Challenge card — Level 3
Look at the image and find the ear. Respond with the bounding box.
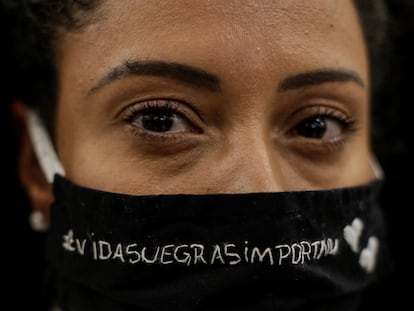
[11,101,54,230]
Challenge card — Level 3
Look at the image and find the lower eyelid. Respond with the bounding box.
[125,122,203,144]
[281,137,347,157]
[129,126,180,142]
[124,125,207,158]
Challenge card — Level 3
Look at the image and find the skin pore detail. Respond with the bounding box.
[52,0,373,195]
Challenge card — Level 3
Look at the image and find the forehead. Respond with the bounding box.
[58,0,366,90]
[92,0,358,33]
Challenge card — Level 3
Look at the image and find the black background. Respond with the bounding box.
[1,1,412,309]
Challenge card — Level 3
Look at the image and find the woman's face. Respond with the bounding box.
[54,0,373,195]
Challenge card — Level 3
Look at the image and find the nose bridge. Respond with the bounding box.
[214,131,283,193]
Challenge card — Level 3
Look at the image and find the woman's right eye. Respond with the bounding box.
[136,108,193,133]
[121,100,201,141]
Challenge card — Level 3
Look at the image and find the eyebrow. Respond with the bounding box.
[88,60,221,95]
[277,69,365,93]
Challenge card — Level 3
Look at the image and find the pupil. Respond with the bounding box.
[142,110,174,132]
[297,117,327,138]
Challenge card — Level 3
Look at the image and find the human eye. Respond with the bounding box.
[121,99,202,142]
[285,105,358,153]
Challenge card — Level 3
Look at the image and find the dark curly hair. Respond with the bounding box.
[5,0,390,139]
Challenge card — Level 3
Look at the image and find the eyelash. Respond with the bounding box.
[121,99,199,142]
[121,100,359,154]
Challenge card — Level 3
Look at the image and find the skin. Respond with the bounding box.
[15,0,377,225]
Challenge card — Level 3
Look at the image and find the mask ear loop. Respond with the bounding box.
[26,110,65,232]
[26,110,65,184]
[370,155,384,180]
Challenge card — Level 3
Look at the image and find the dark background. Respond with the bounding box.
[1,1,412,309]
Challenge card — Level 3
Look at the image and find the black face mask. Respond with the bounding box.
[44,175,392,311]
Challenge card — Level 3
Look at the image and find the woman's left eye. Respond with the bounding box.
[294,116,346,141]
